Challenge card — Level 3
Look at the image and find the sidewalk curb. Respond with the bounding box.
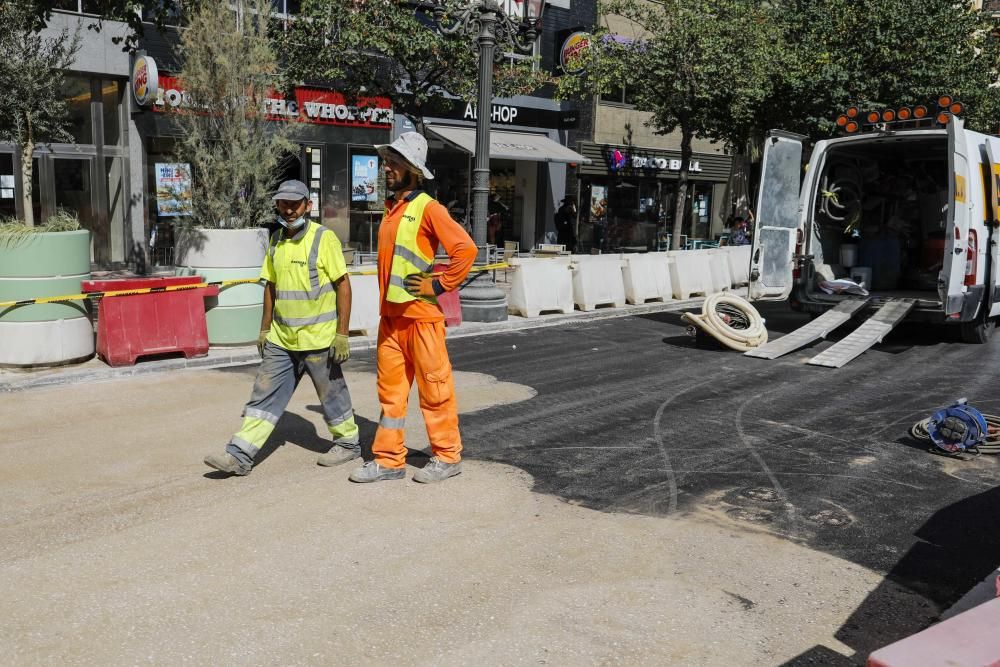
[0,298,703,393]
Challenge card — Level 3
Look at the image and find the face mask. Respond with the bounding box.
[277,215,306,229]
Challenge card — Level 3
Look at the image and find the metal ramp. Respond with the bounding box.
[807,299,915,368]
[744,299,869,360]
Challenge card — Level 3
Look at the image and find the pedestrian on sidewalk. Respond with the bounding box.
[204,180,360,476]
[348,132,477,484]
[554,196,577,252]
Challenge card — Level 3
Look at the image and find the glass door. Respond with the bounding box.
[50,156,102,263]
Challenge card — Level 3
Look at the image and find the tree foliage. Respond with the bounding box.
[765,0,1000,140]
[0,0,81,226]
[282,0,552,125]
[170,0,296,229]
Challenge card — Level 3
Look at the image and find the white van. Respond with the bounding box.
[747,115,1000,363]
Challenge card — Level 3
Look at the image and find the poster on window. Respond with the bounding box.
[351,154,379,204]
[154,163,193,217]
[589,184,608,224]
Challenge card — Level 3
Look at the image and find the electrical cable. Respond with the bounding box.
[681,293,768,352]
[909,414,1000,455]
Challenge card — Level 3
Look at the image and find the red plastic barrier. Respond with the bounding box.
[81,276,219,367]
[433,263,462,328]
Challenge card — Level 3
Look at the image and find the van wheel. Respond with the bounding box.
[959,315,994,344]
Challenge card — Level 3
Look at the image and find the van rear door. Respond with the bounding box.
[749,131,805,300]
[942,118,973,316]
[986,137,1000,317]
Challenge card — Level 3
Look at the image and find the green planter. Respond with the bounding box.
[0,230,94,366]
[175,228,268,345]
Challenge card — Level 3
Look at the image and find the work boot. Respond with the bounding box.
[413,457,462,484]
[204,452,251,476]
[348,460,405,483]
[317,444,361,467]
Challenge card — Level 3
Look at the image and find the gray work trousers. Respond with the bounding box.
[227,341,359,463]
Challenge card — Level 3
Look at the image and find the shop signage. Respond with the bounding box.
[351,154,379,203]
[131,55,159,107]
[154,163,192,217]
[462,102,521,124]
[559,32,590,75]
[608,149,702,173]
[436,99,568,129]
[149,75,392,129]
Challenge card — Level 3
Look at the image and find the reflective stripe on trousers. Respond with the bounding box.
[229,341,359,458]
[372,316,461,468]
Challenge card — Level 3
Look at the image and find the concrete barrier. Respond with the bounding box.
[348,265,380,335]
[706,249,733,294]
[622,253,672,304]
[726,245,752,286]
[570,255,626,311]
[508,256,574,318]
[667,250,713,299]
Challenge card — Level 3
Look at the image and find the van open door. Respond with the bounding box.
[942,118,973,316]
[748,131,806,300]
[986,136,1000,318]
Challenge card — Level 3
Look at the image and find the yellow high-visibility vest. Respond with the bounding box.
[267,222,341,350]
[386,192,437,305]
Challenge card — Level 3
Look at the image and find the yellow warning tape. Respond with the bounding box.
[0,263,513,308]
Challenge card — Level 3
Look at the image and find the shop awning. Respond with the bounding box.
[426,125,590,164]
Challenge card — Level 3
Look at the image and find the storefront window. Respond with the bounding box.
[427,146,470,237]
[53,156,100,260]
[106,157,126,261]
[102,80,122,146]
[691,184,712,239]
[345,148,380,253]
[30,158,42,226]
[0,154,15,219]
[488,163,516,246]
[64,77,93,145]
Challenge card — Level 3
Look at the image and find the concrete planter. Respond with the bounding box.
[0,229,95,366]
[175,227,268,345]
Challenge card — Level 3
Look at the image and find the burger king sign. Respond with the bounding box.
[559,32,590,75]
[131,55,159,107]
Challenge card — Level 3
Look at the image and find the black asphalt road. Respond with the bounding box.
[433,303,1000,660]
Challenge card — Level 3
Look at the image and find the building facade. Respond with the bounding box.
[569,12,734,252]
[2,2,597,270]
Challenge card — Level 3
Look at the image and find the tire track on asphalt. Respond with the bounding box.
[651,377,722,515]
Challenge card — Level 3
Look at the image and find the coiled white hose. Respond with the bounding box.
[681,293,768,352]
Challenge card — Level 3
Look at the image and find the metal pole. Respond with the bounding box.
[471,1,496,248]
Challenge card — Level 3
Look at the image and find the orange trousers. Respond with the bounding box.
[372,317,462,468]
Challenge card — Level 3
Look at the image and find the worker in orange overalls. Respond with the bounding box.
[348,132,477,484]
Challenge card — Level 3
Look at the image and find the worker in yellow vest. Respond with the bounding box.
[205,180,360,476]
[348,133,477,483]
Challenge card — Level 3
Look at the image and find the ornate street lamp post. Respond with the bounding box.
[430,0,544,322]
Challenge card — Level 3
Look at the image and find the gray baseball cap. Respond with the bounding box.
[271,179,309,201]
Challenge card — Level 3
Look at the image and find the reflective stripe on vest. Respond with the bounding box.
[386,193,437,305]
[269,223,339,331]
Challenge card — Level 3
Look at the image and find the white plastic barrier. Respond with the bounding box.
[570,254,627,311]
[726,244,752,286]
[348,265,380,335]
[507,256,574,318]
[621,253,673,304]
[705,249,733,294]
[666,250,714,299]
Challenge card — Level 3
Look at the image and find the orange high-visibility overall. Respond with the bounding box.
[373,190,477,468]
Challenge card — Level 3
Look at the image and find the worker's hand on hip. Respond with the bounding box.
[330,333,350,364]
[404,273,439,298]
[257,330,269,358]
